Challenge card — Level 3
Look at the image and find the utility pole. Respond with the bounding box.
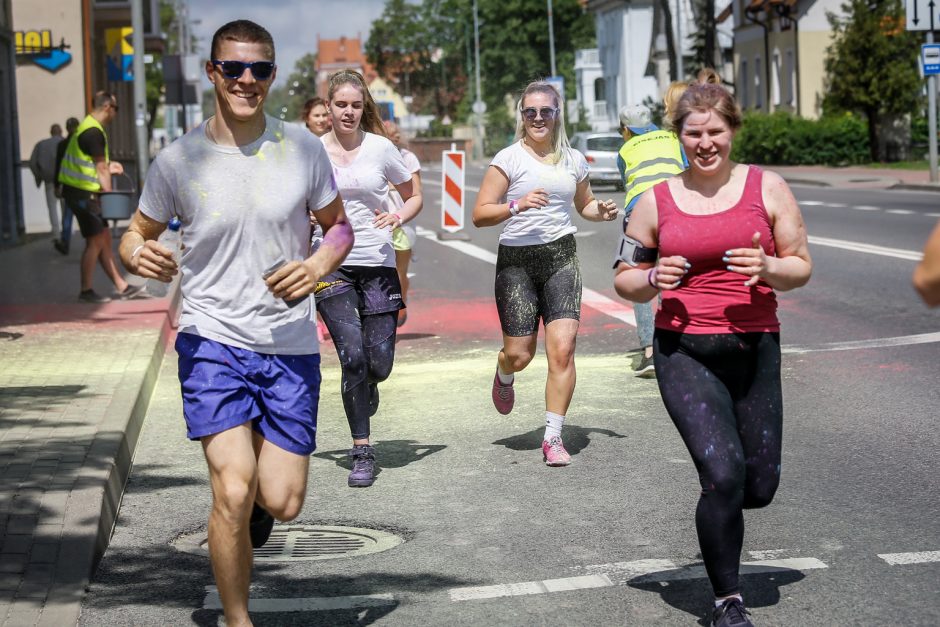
[676,0,684,79]
[548,0,557,77]
[131,0,149,183]
[177,0,188,134]
[472,0,485,161]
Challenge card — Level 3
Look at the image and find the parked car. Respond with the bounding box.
[570,131,624,190]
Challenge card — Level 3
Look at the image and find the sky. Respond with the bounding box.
[187,0,388,79]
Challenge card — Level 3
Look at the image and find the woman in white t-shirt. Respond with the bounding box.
[382,120,422,328]
[316,69,423,488]
[472,81,619,467]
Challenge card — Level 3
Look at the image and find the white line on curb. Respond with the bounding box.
[448,557,828,602]
[877,551,940,565]
[203,587,396,612]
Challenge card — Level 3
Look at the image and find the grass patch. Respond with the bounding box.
[861,160,931,170]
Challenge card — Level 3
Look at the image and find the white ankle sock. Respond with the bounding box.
[544,412,565,440]
[715,595,743,608]
[497,366,514,385]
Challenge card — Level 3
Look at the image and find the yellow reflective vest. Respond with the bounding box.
[57,115,109,192]
[619,130,684,210]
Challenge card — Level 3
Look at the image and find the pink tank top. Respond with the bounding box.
[654,165,779,334]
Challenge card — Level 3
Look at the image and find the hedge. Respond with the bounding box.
[731,111,870,166]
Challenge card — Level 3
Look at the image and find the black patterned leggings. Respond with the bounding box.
[653,330,783,597]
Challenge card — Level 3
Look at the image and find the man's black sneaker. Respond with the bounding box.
[78,289,111,304]
[53,239,69,255]
[348,444,376,487]
[711,598,754,627]
[249,504,275,549]
[118,284,146,300]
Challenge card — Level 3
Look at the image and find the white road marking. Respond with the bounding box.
[887,209,916,215]
[800,201,826,206]
[203,587,396,612]
[878,551,940,565]
[808,235,923,261]
[416,226,637,326]
[854,205,880,211]
[416,228,935,349]
[783,331,940,354]
[927,212,940,217]
[826,203,847,208]
[449,557,827,602]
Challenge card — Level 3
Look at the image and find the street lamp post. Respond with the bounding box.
[131,0,149,183]
[473,0,485,160]
[548,0,557,78]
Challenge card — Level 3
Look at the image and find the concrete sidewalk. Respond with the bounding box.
[0,233,177,626]
[764,164,940,192]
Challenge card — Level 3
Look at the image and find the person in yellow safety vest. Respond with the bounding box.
[615,104,687,377]
[58,91,144,303]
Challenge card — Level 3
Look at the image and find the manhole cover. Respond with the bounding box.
[174,525,403,562]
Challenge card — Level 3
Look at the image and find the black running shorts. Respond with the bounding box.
[494,234,582,337]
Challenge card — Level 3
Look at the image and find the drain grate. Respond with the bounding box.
[174,525,403,562]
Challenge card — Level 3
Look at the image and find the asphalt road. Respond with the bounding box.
[80,164,940,626]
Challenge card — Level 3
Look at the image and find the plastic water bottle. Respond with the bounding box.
[148,217,182,297]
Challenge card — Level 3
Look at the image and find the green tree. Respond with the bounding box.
[475,0,595,109]
[366,0,469,118]
[687,0,717,78]
[823,0,922,160]
[264,53,319,122]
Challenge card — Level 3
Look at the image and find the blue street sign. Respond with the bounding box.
[923,44,940,75]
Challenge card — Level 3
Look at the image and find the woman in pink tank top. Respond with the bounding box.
[613,74,812,627]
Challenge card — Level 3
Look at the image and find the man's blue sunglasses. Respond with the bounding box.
[211,59,276,81]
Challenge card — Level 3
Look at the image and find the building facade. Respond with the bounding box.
[5,0,163,243]
[723,0,845,119]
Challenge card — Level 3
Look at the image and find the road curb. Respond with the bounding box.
[39,285,181,626]
[890,182,940,193]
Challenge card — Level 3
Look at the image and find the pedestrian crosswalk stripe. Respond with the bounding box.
[877,551,940,565]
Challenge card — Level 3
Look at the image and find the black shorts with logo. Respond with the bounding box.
[314,265,403,316]
[62,188,106,238]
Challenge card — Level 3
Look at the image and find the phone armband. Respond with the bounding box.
[613,232,658,268]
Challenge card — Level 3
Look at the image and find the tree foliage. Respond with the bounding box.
[823,0,922,159]
[264,53,320,122]
[366,0,469,118]
[365,0,595,124]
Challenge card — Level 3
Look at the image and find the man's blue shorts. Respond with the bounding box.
[175,332,321,456]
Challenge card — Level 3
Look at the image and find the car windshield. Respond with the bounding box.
[585,136,623,152]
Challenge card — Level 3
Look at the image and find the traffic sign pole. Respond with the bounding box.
[929,33,938,182]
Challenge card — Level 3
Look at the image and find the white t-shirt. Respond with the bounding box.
[384,147,420,212]
[489,141,589,246]
[331,132,412,267]
[139,116,338,355]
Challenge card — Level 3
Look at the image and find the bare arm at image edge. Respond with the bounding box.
[913,221,940,306]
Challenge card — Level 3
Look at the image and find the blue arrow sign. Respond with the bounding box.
[32,49,71,72]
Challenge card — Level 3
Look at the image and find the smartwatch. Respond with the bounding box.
[509,200,520,216]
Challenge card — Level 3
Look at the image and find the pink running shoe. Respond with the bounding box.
[542,436,571,466]
[491,370,514,415]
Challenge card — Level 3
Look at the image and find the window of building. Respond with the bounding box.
[594,77,606,102]
[772,51,781,107]
[786,49,795,106]
[740,59,749,109]
[754,56,762,109]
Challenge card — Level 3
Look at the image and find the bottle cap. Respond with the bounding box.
[168,217,182,231]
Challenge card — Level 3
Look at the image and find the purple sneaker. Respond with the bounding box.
[348,444,376,487]
[491,370,514,415]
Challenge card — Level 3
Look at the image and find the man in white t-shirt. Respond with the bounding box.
[118,20,353,626]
